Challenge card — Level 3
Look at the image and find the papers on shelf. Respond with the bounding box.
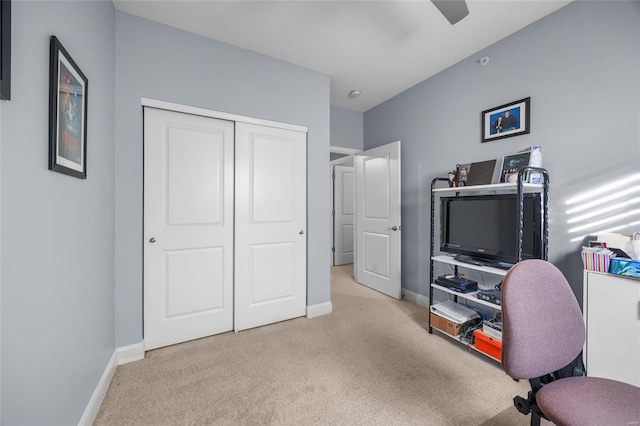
[596,233,632,251]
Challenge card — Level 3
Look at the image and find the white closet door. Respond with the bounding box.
[144,108,234,350]
[235,123,307,332]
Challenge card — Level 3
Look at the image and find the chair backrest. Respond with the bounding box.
[501,259,585,379]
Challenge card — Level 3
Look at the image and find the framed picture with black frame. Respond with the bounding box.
[455,163,470,187]
[49,35,88,179]
[481,97,530,143]
[0,0,11,100]
[500,151,531,183]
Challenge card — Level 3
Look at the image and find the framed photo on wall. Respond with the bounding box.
[49,36,88,179]
[0,0,11,100]
[481,97,530,143]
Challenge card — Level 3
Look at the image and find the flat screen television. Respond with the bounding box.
[440,193,543,266]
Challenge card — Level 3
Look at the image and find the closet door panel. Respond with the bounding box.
[144,108,234,350]
[235,123,307,331]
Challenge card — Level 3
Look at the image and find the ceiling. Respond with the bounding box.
[113,0,573,112]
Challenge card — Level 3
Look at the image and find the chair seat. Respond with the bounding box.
[537,376,640,426]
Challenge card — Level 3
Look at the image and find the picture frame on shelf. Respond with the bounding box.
[455,163,470,187]
[481,97,530,143]
[499,152,531,183]
[49,36,88,179]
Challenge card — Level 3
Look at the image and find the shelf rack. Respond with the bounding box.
[430,282,501,310]
[430,255,509,277]
[431,327,501,363]
[427,167,550,361]
[431,181,544,194]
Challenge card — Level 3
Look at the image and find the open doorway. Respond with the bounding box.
[330,146,358,270]
[329,142,402,300]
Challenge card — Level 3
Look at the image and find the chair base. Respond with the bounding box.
[513,386,549,426]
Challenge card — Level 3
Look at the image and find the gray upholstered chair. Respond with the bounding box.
[501,259,640,426]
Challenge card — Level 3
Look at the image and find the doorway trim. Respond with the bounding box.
[330,146,360,266]
[330,146,359,165]
[141,98,308,133]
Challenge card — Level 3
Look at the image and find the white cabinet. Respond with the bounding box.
[583,270,640,386]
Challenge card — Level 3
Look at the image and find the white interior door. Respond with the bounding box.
[334,165,355,265]
[144,108,234,350]
[330,167,334,264]
[355,141,401,299]
[235,123,307,332]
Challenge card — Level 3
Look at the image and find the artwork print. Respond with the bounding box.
[0,0,11,100]
[481,97,530,143]
[58,60,84,165]
[49,36,88,179]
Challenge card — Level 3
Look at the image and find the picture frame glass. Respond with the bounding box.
[481,97,530,143]
[456,163,471,187]
[0,0,11,100]
[55,54,86,173]
[500,152,531,183]
[49,35,88,179]
[487,106,522,136]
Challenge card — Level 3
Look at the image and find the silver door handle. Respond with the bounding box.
[149,237,156,243]
[387,226,398,231]
[299,230,305,235]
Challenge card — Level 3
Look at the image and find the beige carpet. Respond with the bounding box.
[95,265,530,425]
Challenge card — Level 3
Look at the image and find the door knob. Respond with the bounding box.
[149,237,156,243]
[387,226,398,231]
[299,230,305,235]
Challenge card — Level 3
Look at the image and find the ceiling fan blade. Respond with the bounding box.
[432,0,469,25]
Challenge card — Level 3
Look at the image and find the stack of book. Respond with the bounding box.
[581,246,616,273]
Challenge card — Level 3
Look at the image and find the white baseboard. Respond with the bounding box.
[116,341,145,365]
[402,288,430,308]
[78,351,117,426]
[78,341,145,426]
[306,301,333,318]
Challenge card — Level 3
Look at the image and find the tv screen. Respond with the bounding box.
[440,194,542,265]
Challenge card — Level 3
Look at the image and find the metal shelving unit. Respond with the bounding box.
[428,167,550,360]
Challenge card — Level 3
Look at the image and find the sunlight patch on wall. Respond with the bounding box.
[566,173,640,243]
[565,186,640,215]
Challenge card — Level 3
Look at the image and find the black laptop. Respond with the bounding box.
[466,160,497,186]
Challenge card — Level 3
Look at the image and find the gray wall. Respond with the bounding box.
[330,106,363,150]
[364,1,640,300]
[115,12,331,347]
[0,1,115,424]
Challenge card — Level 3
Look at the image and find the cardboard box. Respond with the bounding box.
[430,312,464,336]
[610,258,640,278]
[474,329,502,361]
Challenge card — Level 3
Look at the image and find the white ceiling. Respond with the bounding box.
[114,0,573,112]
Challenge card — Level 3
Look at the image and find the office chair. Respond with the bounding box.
[501,259,640,426]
